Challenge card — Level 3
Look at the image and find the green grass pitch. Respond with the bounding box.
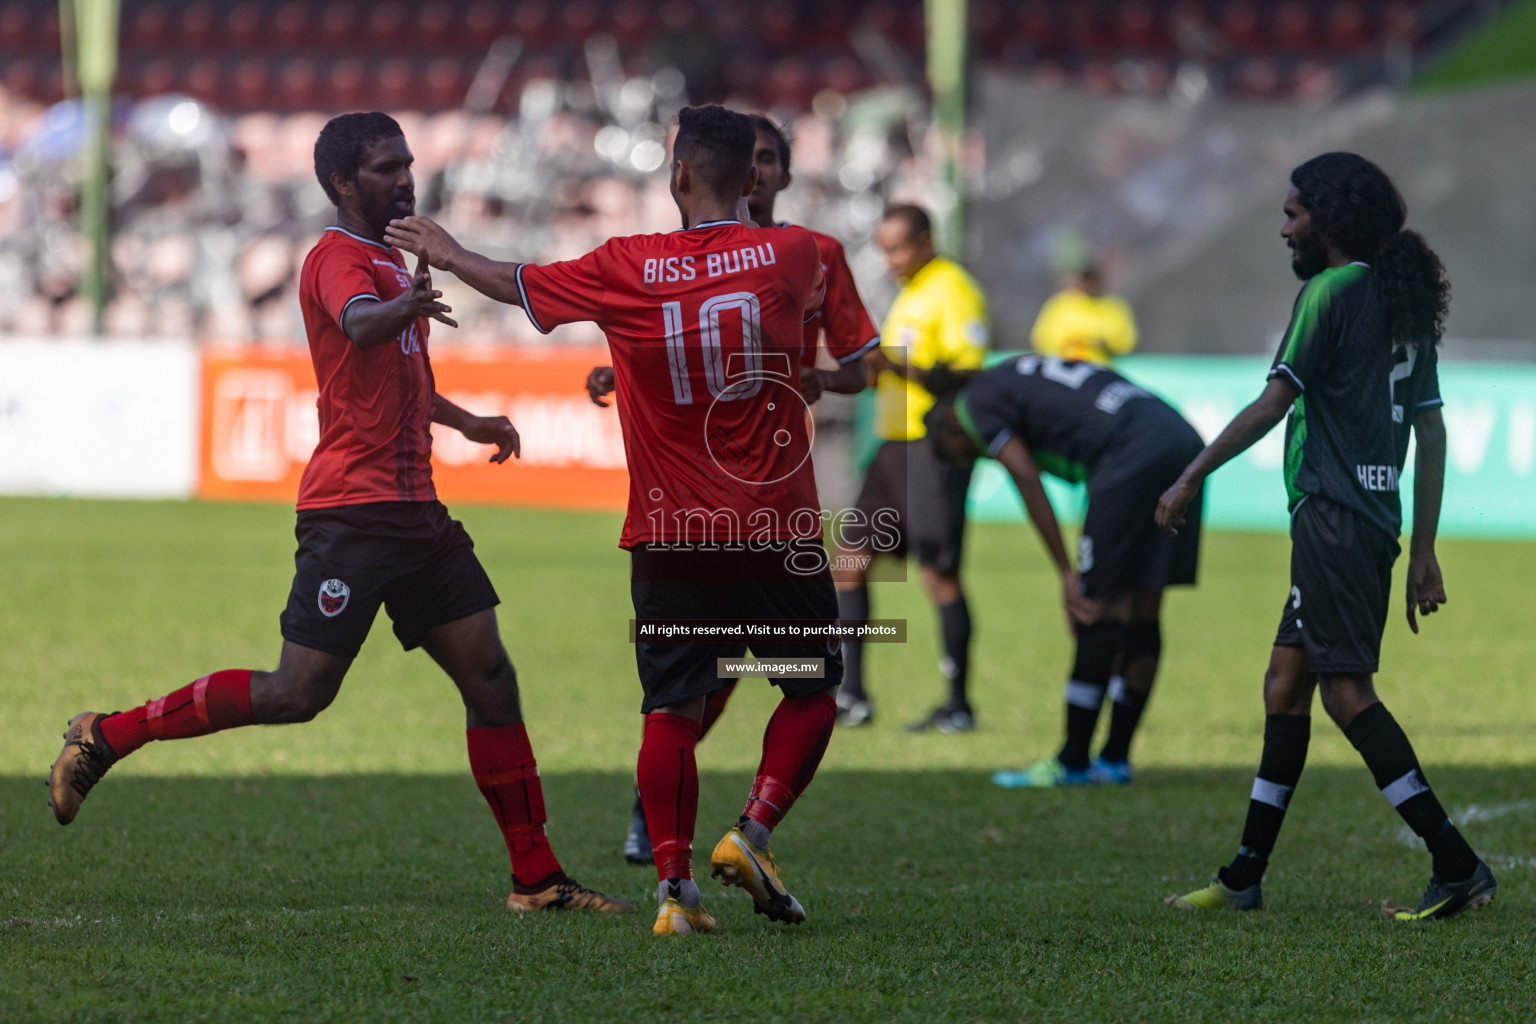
[2,497,1533,1023]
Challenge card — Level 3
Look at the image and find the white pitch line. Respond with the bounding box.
[1393,799,1536,868]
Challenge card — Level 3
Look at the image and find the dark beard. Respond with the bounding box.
[1289,232,1329,280]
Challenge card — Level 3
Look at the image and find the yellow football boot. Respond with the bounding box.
[1166,878,1263,911]
[653,898,717,936]
[710,827,805,924]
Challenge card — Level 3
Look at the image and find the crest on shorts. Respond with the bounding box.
[318,578,351,617]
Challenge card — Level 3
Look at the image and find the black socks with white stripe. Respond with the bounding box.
[1058,620,1123,771]
[1223,704,1479,891]
[1222,714,1310,891]
[1344,702,1478,882]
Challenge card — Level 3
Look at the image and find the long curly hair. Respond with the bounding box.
[1290,152,1450,349]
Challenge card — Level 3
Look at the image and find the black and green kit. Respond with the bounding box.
[956,356,1205,600]
[1268,262,1443,537]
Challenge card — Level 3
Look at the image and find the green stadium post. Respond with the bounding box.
[66,0,120,337]
[924,0,968,257]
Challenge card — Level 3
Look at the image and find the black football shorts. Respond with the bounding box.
[630,541,842,713]
[1077,410,1205,601]
[279,500,499,659]
[1274,495,1399,674]
[842,438,973,575]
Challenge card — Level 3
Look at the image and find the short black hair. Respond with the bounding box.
[749,113,791,174]
[922,393,977,465]
[673,104,756,200]
[882,204,931,242]
[313,112,404,206]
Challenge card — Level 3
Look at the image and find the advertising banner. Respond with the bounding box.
[968,354,1536,538]
[0,339,198,498]
[198,346,628,508]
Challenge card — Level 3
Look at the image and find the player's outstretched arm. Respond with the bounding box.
[344,253,457,349]
[1406,406,1448,633]
[799,359,867,404]
[432,391,521,464]
[1155,377,1296,535]
[386,216,526,308]
[995,436,1100,633]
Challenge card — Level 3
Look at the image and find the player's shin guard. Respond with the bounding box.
[1099,621,1161,764]
[1059,621,1122,771]
[837,585,870,701]
[638,712,702,882]
[698,682,737,740]
[938,596,972,711]
[1223,714,1310,890]
[466,724,564,889]
[1344,703,1479,882]
[98,669,256,758]
[739,689,837,849]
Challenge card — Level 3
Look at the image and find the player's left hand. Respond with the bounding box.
[1061,571,1101,633]
[798,365,824,405]
[385,216,461,271]
[1405,550,1447,634]
[461,414,521,463]
[586,365,616,407]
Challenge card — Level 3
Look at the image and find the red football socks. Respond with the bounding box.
[698,682,737,739]
[743,690,837,831]
[637,712,702,882]
[466,724,564,889]
[99,669,256,758]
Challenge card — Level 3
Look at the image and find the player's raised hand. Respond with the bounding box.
[585,365,616,407]
[460,413,521,463]
[406,252,458,328]
[1155,477,1195,536]
[1405,550,1448,634]
[385,215,461,271]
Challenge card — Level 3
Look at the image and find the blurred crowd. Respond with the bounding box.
[0,0,1495,345]
[0,72,947,344]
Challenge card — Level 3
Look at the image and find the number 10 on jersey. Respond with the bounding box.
[661,291,765,405]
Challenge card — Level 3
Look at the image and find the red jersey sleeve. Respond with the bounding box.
[515,245,609,333]
[813,234,880,364]
[312,240,386,337]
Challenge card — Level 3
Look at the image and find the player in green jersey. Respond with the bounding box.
[1156,152,1494,921]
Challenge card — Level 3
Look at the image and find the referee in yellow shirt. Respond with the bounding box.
[835,205,990,732]
[1030,263,1137,365]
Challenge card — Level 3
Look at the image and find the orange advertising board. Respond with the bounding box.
[198,346,629,509]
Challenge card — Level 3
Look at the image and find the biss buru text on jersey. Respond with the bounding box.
[643,242,779,285]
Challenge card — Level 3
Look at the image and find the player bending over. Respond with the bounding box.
[584,113,878,866]
[388,105,865,936]
[48,112,630,916]
[926,356,1204,786]
[1157,152,1494,920]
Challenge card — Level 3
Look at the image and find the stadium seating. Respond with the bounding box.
[0,0,1492,109]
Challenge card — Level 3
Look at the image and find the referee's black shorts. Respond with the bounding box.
[840,438,973,576]
[1274,495,1399,675]
[278,500,500,659]
[630,541,842,714]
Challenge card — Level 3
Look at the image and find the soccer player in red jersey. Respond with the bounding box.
[586,113,880,866]
[46,113,630,916]
[387,105,871,935]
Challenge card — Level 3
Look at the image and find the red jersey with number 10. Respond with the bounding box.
[296,227,436,510]
[517,220,834,548]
